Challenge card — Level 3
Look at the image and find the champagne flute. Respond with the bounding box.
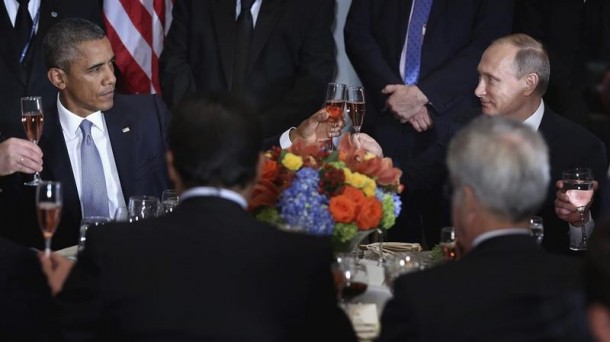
[36,181,62,257]
[562,168,594,251]
[346,86,365,136]
[21,96,44,186]
[325,83,346,151]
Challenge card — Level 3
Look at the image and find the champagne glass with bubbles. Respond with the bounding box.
[325,83,346,151]
[36,181,62,257]
[346,86,365,136]
[562,168,594,251]
[21,96,44,186]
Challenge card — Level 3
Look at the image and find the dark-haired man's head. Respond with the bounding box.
[43,18,115,117]
[167,94,263,195]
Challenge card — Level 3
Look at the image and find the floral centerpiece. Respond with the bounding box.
[248,135,403,250]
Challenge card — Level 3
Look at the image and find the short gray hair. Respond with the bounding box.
[43,18,106,71]
[447,116,550,222]
[493,33,550,97]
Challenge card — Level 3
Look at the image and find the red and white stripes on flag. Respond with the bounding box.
[103,0,174,94]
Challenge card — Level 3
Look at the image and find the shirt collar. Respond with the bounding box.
[180,186,248,209]
[522,99,545,131]
[471,228,531,248]
[57,95,105,138]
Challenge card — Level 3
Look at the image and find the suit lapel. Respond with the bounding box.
[420,0,444,74]
[104,104,134,202]
[39,106,81,227]
[247,0,284,74]
[211,0,236,88]
[0,4,26,85]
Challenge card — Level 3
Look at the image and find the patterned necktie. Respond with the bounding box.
[79,120,109,218]
[404,0,433,85]
[232,0,255,95]
[14,0,32,61]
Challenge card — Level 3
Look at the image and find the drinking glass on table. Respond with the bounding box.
[324,82,346,151]
[21,96,44,186]
[529,216,544,245]
[562,168,594,251]
[128,196,160,222]
[333,254,369,307]
[439,226,457,262]
[346,86,365,136]
[79,216,111,253]
[384,253,420,291]
[161,189,180,214]
[36,181,62,257]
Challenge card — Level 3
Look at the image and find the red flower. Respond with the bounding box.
[329,195,357,223]
[355,196,383,229]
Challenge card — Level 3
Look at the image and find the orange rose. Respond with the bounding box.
[329,195,357,223]
[261,158,279,180]
[355,197,383,229]
[342,186,366,208]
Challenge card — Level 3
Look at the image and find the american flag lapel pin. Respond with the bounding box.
[122,127,130,133]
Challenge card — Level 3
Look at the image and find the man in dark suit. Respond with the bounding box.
[0,0,104,248]
[57,93,357,342]
[585,220,610,342]
[0,237,54,341]
[378,116,591,341]
[0,18,170,250]
[344,0,514,245]
[473,34,607,254]
[159,0,336,138]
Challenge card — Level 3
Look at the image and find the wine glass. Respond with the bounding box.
[562,168,594,251]
[21,96,44,186]
[35,181,62,257]
[128,195,160,222]
[346,86,365,136]
[325,83,346,151]
[334,254,369,307]
[161,189,180,214]
[529,216,544,245]
[78,216,111,253]
[384,253,420,292]
[439,226,457,261]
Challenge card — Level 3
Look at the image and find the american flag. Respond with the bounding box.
[103,0,174,94]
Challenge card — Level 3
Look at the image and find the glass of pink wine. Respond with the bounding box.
[21,96,44,186]
[562,168,594,251]
[36,181,62,257]
[325,83,346,151]
[346,86,365,136]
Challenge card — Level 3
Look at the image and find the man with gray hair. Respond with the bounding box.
[377,116,591,341]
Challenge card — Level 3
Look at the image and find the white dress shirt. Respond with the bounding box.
[181,187,247,209]
[57,97,126,218]
[235,0,263,25]
[471,228,531,249]
[3,0,41,28]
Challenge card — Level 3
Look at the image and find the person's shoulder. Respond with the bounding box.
[0,237,34,260]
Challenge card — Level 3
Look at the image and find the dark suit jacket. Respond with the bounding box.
[378,234,591,341]
[537,107,608,254]
[0,238,54,341]
[57,196,357,342]
[0,0,103,140]
[0,94,170,250]
[344,0,513,161]
[159,0,336,138]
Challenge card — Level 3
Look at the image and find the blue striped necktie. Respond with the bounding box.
[79,119,109,218]
[404,0,433,85]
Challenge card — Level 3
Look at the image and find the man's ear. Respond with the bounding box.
[47,68,66,90]
[524,72,539,96]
